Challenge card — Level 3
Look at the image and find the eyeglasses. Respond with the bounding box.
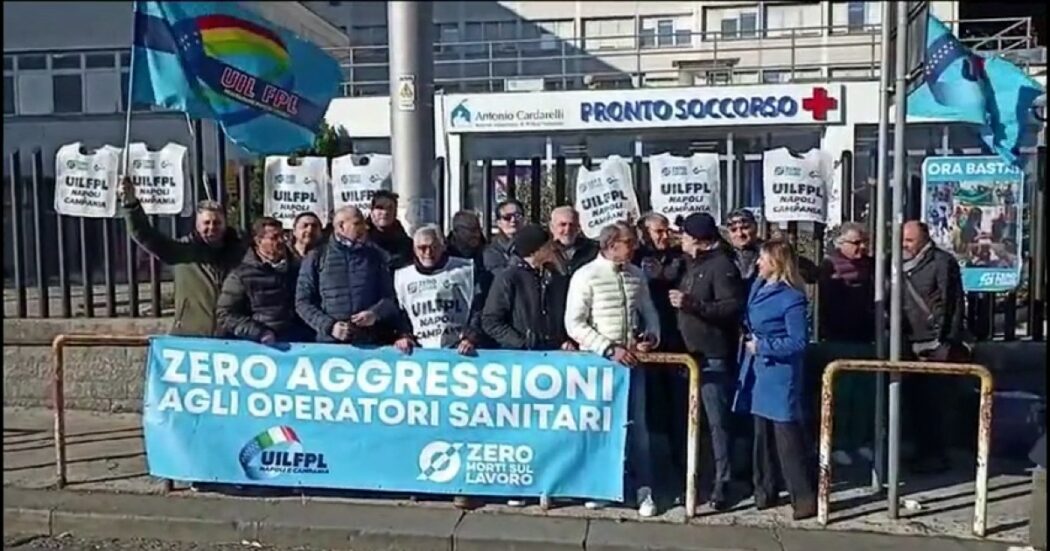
[842,239,866,246]
[499,212,523,222]
[727,224,752,232]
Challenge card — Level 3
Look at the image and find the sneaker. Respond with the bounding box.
[506,499,526,507]
[856,446,875,462]
[832,450,854,466]
[584,500,607,510]
[636,486,657,518]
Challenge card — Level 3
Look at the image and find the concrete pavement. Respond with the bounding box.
[3,406,1038,550]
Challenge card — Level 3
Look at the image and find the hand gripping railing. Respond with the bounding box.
[816,359,994,537]
[636,352,702,519]
[51,334,153,489]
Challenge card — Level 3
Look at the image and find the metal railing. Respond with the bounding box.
[50,334,159,489]
[5,147,1045,343]
[816,359,995,537]
[324,18,1040,96]
[636,353,702,518]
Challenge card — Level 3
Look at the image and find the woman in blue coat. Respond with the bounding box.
[733,239,816,520]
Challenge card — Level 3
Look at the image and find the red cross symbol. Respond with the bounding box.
[802,87,838,121]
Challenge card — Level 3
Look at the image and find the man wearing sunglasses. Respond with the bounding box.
[482,199,525,275]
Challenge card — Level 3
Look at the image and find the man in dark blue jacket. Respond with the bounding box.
[295,206,402,345]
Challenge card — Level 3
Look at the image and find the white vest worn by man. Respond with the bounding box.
[564,255,661,355]
[394,256,475,349]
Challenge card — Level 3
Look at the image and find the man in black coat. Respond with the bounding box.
[669,212,746,510]
[216,217,311,343]
[366,190,414,271]
[482,224,576,352]
[482,199,525,276]
[632,212,687,488]
[549,206,599,277]
[901,220,968,473]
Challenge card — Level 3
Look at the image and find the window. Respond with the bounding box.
[705,6,759,40]
[3,75,14,115]
[765,3,822,38]
[762,70,787,83]
[52,74,82,113]
[583,18,635,50]
[640,15,692,48]
[351,25,387,46]
[529,20,573,52]
[18,55,46,70]
[435,23,460,54]
[485,21,519,54]
[51,53,82,70]
[831,1,881,33]
[85,53,116,69]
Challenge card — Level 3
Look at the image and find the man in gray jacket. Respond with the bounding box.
[901,220,968,473]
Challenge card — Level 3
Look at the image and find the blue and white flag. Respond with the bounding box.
[907,15,1044,167]
[142,337,630,500]
[131,1,342,155]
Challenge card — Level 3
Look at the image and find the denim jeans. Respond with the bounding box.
[624,368,654,496]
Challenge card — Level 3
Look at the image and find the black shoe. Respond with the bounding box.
[708,497,730,511]
[792,501,817,520]
[910,455,951,475]
[754,494,778,510]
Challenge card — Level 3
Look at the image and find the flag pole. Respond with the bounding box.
[185,114,213,201]
[122,3,139,176]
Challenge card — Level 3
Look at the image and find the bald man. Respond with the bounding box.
[295,206,401,344]
[549,206,598,276]
[901,220,968,474]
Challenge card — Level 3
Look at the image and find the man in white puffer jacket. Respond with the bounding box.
[565,221,661,517]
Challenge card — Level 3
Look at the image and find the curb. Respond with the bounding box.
[2,487,1024,551]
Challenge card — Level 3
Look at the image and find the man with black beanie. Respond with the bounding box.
[482,224,575,508]
[367,190,414,271]
[670,212,746,511]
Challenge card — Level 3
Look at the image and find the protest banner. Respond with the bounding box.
[575,156,640,239]
[394,257,475,349]
[330,153,393,216]
[263,156,329,228]
[922,156,1025,292]
[648,152,721,225]
[762,147,833,224]
[143,336,629,500]
[54,142,120,218]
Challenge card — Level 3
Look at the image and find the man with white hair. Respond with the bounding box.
[393,224,483,510]
[565,221,661,517]
[549,205,599,276]
[393,225,482,355]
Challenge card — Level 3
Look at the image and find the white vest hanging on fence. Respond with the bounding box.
[54,142,120,218]
[122,143,188,216]
[330,153,393,216]
[762,147,833,224]
[575,155,640,239]
[394,257,475,349]
[263,156,329,229]
[648,152,722,226]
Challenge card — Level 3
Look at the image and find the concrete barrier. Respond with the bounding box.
[3,318,1045,414]
[3,319,168,412]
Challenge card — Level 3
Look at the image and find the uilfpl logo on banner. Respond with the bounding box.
[238,425,330,480]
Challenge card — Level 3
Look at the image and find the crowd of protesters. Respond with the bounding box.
[121,174,969,520]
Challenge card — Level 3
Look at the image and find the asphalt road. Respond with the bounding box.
[3,535,319,551]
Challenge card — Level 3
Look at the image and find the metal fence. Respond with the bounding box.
[3,147,1046,343]
[324,18,1041,97]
